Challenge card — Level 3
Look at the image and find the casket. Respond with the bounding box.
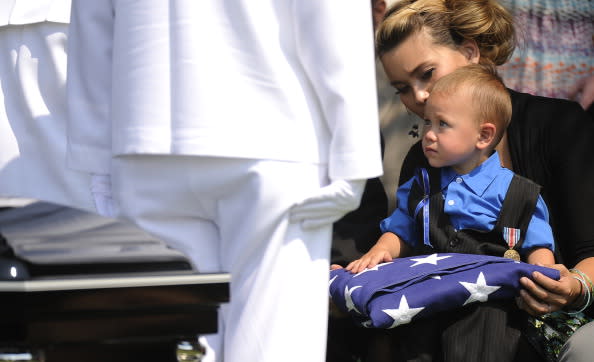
[0,201,229,362]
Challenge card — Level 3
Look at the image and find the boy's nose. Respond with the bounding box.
[423,128,437,142]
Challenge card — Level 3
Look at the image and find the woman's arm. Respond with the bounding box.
[510,94,594,315]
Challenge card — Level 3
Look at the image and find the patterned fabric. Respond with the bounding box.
[524,311,594,362]
[329,253,560,329]
[498,0,594,100]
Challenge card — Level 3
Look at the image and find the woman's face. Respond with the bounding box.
[380,29,479,118]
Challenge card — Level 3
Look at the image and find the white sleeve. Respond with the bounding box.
[293,0,383,181]
[0,0,71,25]
[66,0,114,174]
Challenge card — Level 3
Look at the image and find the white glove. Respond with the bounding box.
[90,173,116,218]
[289,179,366,230]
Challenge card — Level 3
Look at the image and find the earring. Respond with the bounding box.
[408,124,419,138]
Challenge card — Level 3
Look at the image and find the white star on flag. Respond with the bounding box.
[344,285,362,314]
[460,271,501,305]
[382,295,425,328]
[361,320,373,328]
[409,253,451,267]
[354,261,393,277]
[329,275,337,287]
[329,275,338,296]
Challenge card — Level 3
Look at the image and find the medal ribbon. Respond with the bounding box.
[413,168,431,247]
[503,226,520,250]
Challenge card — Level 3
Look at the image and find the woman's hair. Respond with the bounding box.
[376,0,515,66]
[431,63,512,147]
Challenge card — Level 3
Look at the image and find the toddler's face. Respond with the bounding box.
[422,91,481,174]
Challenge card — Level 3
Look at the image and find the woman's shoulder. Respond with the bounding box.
[509,88,579,105]
[508,88,586,125]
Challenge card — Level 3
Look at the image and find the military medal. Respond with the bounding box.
[503,227,521,261]
[503,249,521,261]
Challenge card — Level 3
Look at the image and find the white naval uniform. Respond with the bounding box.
[0,0,93,211]
[67,1,383,361]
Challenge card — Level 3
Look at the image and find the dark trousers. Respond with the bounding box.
[330,301,545,362]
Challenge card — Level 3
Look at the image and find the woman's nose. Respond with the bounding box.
[414,88,430,105]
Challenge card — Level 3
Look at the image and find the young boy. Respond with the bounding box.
[346,63,555,274]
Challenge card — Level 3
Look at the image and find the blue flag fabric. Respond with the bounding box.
[329,253,560,329]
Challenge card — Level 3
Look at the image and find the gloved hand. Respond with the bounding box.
[290,179,366,230]
[90,173,116,218]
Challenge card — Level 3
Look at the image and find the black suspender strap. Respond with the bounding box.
[496,174,542,249]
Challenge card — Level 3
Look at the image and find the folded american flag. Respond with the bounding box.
[329,253,560,329]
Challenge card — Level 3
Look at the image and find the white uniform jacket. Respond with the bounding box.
[67,0,383,182]
[0,0,70,25]
[0,0,93,210]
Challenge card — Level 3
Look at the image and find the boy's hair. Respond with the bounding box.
[431,63,512,148]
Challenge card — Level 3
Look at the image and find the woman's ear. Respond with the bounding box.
[477,122,496,150]
[460,39,480,64]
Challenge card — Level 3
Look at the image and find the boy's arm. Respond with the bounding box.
[523,195,556,264]
[345,232,410,274]
[526,247,555,265]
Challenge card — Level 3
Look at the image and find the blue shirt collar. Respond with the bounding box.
[441,152,503,196]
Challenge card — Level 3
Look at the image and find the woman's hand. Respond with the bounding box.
[516,264,582,316]
[569,75,594,111]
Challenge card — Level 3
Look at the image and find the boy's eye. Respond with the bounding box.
[423,119,431,126]
[439,120,449,127]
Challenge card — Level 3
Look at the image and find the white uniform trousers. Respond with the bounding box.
[112,155,333,362]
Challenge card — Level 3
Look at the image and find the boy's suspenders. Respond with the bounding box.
[409,168,543,257]
[495,174,542,253]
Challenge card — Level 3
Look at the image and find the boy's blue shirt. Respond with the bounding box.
[381,152,554,253]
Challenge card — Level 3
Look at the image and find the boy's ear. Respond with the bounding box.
[477,122,496,150]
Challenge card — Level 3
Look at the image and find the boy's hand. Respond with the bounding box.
[345,246,393,274]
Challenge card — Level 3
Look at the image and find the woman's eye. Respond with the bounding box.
[421,68,435,81]
[394,85,409,95]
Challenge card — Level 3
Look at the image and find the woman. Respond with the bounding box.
[372,0,594,360]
